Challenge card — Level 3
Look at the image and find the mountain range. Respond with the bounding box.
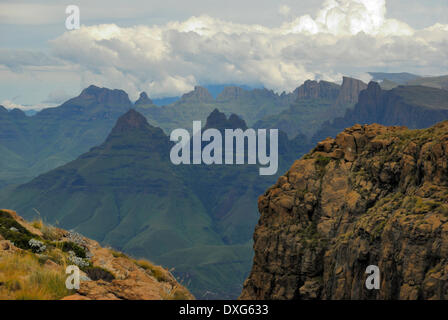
[0,85,132,187]
[0,76,365,188]
[0,107,311,298]
[1,73,448,299]
[254,77,367,139]
[370,72,448,91]
[313,82,448,143]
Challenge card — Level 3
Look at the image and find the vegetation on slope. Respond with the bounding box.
[0,209,193,300]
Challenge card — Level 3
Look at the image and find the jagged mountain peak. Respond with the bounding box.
[76,85,131,106]
[204,108,247,131]
[9,108,26,118]
[106,109,169,153]
[135,92,153,106]
[0,106,26,117]
[363,81,382,98]
[111,109,152,133]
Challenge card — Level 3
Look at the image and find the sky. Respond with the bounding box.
[0,0,447,110]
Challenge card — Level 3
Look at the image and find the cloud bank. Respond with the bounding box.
[2,0,448,100]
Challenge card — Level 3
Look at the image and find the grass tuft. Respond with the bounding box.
[135,259,171,282]
[0,252,73,300]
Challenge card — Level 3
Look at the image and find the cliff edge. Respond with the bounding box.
[241,121,448,300]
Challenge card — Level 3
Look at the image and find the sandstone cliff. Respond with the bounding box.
[241,121,448,300]
[0,209,193,300]
[295,80,340,100]
[181,86,214,103]
[335,77,368,106]
[216,86,246,101]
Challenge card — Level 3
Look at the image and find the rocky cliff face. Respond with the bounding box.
[314,82,448,143]
[181,86,214,103]
[241,121,448,300]
[335,77,368,106]
[0,209,193,300]
[216,86,246,101]
[295,80,340,100]
[325,77,368,119]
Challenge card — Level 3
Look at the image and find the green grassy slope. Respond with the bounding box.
[0,109,309,298]
[0,85,132,187]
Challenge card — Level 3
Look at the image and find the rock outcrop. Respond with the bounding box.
[181,86,214,103]
[241,121,448,300]
[295,80,340,100]
[0,209,193,300]
[77,85,132,107]
[325,77,368,119]
[335,77,368,106]
[216,86,246,101]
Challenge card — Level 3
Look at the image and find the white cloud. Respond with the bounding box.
[1,100,53,111]
[0,49,62,71]
[278,5,291,17]
[42,89,72,104]
[0,3,62,25]
[2,0,448,100]
[281,0,414,36]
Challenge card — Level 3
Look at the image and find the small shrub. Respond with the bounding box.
[41,225,60,241]
[28,239,47,253]
[83,266,115,282]
[315,156,331,178]
[315,155,331,168]
[60,241,87,258]
[67,251,90,268]
[0,212,36,250]
[31,220,43,230]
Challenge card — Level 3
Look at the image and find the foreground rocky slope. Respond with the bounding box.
[241,121,448,300]
[0,209,193,300]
